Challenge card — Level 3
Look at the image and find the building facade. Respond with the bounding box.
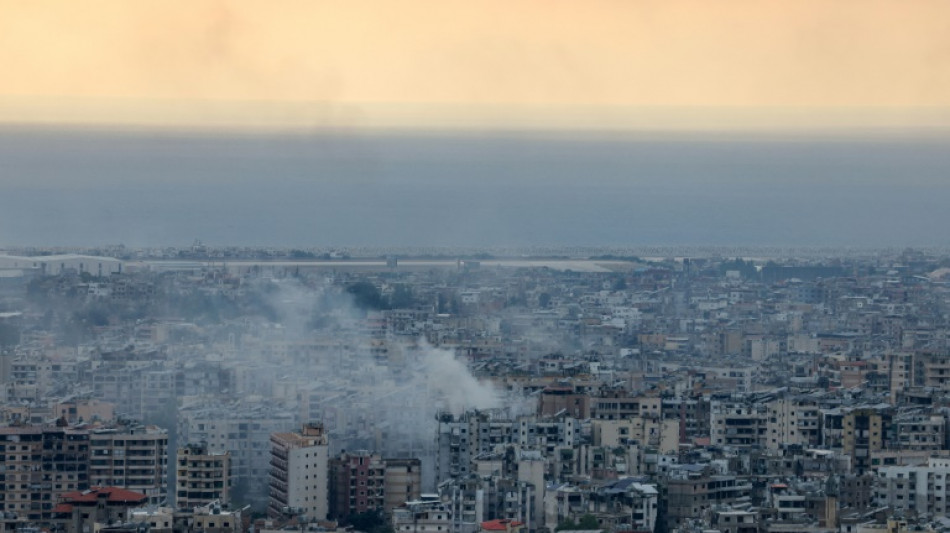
[268,423,330,521]
[176,442,231,509]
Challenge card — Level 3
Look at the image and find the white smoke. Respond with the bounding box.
[238,275,516,490]
[417,343,500,416]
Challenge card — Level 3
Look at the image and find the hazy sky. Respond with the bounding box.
[2,0,949,131]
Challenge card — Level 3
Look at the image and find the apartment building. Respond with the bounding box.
[892,415,946,451]
[329,451,385,522]
[664,466,753,529]
[176,442,231,509]
[384,458,423,514]
[842,408,889,474]
[711,399,767,448]
[874,456,950,515]
[766,396,822,450]
[179,401,296,508]
[392,498,453,533]
[0,426,90,521]
[88,424,168,505]
[436,412,515,483]
[268,423,330,521]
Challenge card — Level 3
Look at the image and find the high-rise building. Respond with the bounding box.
[179,400,296,509]
[329,451,386,522]
[0,425,90,521]
[176,442,231,509]
[329,452,423,522]
[384,458,422,514]
[842,408,890,474]
[268,423,330,521]
[89,424,168,505]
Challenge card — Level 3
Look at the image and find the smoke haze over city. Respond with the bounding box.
[4,2,950,533]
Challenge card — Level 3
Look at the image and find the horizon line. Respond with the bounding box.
[3,98,950,137]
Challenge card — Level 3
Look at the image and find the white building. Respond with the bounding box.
[874,456,950,515]
[268,423,330,522]
[393,498,453,533]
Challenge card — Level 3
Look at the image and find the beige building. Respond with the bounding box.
[384,458,423,513]
[591,417,679,454]
[766,396,821,450]
[590,392,661,420]
[55,398,115,424]
[842,408,887,474]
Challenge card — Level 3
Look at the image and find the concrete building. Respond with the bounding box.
[392,498,453,533]
[842,408,889,474]
[711,509,759,533]
[176,443,231,509]
[766,396,822,450]
[54,398,115,425]
[0,425,90,521]
[130,501,242,533]
[538,387,591,419]
[384,458,423,514]
[329,451,386,522]
[436,412,515,483]
[178,400,296,508]
[874,456,950,515]
[664,466,753,529]
[52,486,148,533]
[711,398,767,448]
[89,424,168,506]
[892,415,945,451]
[589,478,658,533]
[268,423,330,522]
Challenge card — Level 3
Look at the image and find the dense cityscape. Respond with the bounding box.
[3,1,948,533]
[2,245,950,533]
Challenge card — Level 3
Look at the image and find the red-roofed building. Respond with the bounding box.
[53,487,148,533]
[481,519,524,533]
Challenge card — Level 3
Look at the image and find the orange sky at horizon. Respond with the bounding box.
[2,0,949,131]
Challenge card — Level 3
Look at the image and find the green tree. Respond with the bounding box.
[347,282,387,311]
[289,249,316,259]
[347,509,392,533]
[0,324,19,347]
[612,276,627,291]
[557,514,600,531]
[538,292,552,308]
[556,518,577,531]
[389,284,415,309]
